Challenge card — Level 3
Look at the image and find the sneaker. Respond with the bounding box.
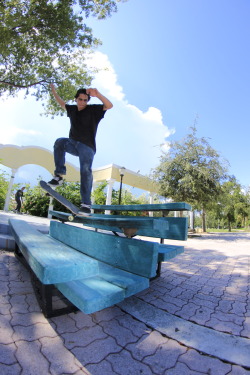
[78,204,92,216]
[47,175,63,186]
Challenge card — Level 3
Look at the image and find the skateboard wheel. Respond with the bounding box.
[68,215,74,221]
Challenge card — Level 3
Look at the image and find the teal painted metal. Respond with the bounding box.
[158,245,184,262]
[98,263,149,297]
[50,221,159,278]
[9,219,99,284]
[50,210,167,229]
[55,263,150,314]
[129,217,188,241]
[55,277,125,314]
[49,211,188,240]
[9,216,187,316]
[92,202,192,212]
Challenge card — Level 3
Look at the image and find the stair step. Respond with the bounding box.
[0,234,15,251]
[0,223,11,235]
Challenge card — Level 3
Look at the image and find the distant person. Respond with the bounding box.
[15,187,25,213]
[48,84,113,216]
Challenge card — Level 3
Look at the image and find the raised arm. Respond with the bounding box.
[50,84,66,110]
[86,88,113,110]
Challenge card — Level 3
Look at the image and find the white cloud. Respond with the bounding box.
[86,51,125,102]
[2,126,42,144]
[136,106,163,123]
[0,94,69,148]
[0,51,174,183]
[88,52,175,174]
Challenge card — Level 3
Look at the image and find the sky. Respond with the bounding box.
[1,0,250,190]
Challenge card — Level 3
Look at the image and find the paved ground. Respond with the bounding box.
[0,211,250,374]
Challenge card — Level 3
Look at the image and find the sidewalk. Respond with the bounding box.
[0,211,250,374]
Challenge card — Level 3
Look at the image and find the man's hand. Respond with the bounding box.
[86,88,99,97]
[86,88,113,110]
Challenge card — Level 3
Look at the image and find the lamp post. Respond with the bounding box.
[118,167,125,205]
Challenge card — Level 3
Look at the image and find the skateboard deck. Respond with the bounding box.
[40,180,86,220]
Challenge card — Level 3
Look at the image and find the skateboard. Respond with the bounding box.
[40,180,89,221]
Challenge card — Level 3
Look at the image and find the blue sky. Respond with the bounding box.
[1,0,250,189]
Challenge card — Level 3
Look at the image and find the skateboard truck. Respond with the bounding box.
[121,228,138,238]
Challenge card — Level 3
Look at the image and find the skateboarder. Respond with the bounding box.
[48,84,113,216]
[14,187,25,213]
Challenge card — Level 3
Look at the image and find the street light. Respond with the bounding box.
[118,167,126,205]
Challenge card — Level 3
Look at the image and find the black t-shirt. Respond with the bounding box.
[65,104,106,152]
[15,190,23,200]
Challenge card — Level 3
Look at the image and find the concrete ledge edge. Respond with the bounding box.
[118,296,250,368]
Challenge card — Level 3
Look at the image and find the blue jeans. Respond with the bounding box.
[53,138,95,205]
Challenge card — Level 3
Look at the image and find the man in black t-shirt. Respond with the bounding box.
[48,84,113,216]
[15,187,25,213]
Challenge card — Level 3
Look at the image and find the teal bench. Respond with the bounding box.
[50,201,191,276]
[51,202,191,241]
[9,202,191,318]
[92,202,191,213]
[91,202,191,240]
[9,218,161,317]
[50,211,188,240]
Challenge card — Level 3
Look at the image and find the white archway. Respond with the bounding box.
[0,144,159,211]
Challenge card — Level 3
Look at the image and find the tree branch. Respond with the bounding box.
[0,80,50,88]
[11,24,46,35]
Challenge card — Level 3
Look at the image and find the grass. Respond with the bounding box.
[207,228,250,233]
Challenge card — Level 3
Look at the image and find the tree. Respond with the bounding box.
[0,169,9,209]
[205,202,224,230]
[112,188,151,216]
[23,180,82,216]
[23,180,152,217]
[22,183,49,216]
[244,186,250,228]
[0,0,126,115]
[92,181,108,205]
[219,177,249,231]
[92,182,152,216]
[153,127,229,231]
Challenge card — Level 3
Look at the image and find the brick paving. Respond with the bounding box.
[0,212,250,374]
[141,244,250,341]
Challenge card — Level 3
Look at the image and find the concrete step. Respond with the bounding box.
[0,223,15,250]
[0,223,11,235]
[0,224,15,251]
[0,233,15,251]
[0,221,49,251]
